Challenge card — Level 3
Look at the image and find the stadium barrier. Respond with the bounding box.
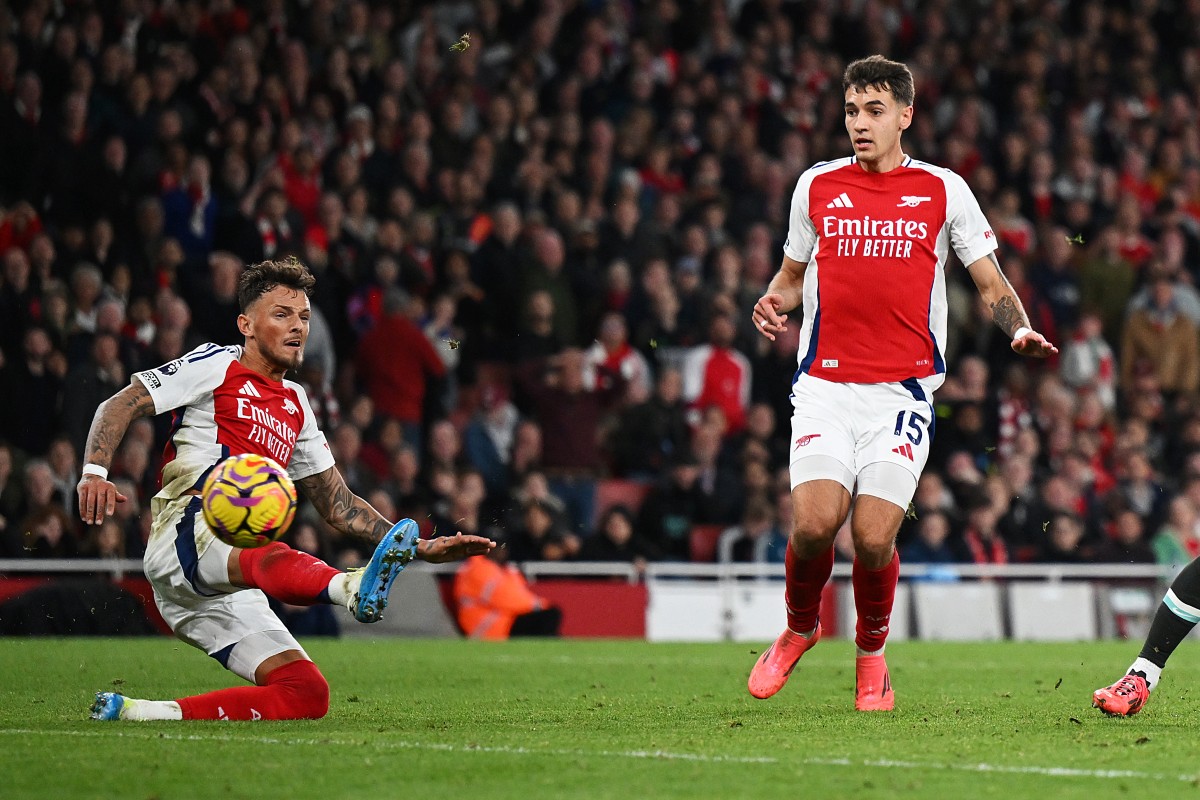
[0,560,1174,641]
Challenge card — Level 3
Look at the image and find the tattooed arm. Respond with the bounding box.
[297,466,393,545]
[296,467,497,562]
[966,253,1058,358]
[77,378,158,525]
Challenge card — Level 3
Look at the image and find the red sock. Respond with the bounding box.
[784,542,834,634]
[853,551,900,652]
[238,542,340,605]
[177,659,330,720]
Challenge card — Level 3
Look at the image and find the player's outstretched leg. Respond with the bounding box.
[91,660,330,721]
[1094,557,1200,716]
[344,518,420,623]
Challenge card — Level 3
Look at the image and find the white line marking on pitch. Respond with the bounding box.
[1,728,1193,781]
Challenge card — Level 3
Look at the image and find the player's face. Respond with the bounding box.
[240,286,310,373]
[844,85,912,169]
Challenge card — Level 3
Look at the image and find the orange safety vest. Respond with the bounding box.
[453,556,542,640]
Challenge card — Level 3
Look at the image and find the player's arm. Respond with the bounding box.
[752,255,807,342]
[77,378,157,525]
[966,253,1058,358]
[296,466,494,562]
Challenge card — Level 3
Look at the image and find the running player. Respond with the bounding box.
[748,55,1056,710]
[80,257,494,721]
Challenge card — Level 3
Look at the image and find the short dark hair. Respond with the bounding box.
[237,256,316,311]
[843,55,914,107]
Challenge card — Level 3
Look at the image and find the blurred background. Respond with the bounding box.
[1,0,1199,641]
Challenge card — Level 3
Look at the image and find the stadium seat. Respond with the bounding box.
[592,479,653,527]
[688,524,724,562]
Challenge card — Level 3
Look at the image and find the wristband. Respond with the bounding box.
[82,464,109,481]
[1012,326,1032,340]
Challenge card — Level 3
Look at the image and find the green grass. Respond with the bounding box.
[1,638,1198,799]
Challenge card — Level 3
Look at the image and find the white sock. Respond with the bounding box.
[327,572,354,607]
[856,645,885,657]
[1129,658,1163,691]
[121,698,183,721]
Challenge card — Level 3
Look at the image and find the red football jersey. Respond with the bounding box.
[133,344,335,497]
[783,156,997,385]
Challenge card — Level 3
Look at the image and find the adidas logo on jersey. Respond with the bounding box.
[826,192,854,209]
[891,443,914,461]
[239,381,262,398]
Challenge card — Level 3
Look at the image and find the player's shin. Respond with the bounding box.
[238,542,343,605]
[852,551,900,655]
[784,541,834,636]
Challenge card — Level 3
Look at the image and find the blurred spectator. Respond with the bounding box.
[960,496,1009,565]
[0,327,63,456]
[579,505,660,568]
[507,498,578,563]
[681,312,751,432]
[1037,512,1089,564]
[431,469,487,539]
[583,311,652,403]
[1059,312,1117,411]
[516,348,623,534]
[61,332,126,456]
[1093,510,1156,564]
[1152,496,1200,568]
[901,511,961,565]
[1078,228,1137,346]
[0,246,36,356]
[637,451,706,561]
[464,382,519,500]
[1120,272,1200,398]
[607,366,690,479]
[717,496,776,563]
[355,290,446,452]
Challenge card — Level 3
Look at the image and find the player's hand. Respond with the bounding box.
[752,293,789,341]
[416,532,496,563]
[77,475,128,525]
[1010,329,1059,358]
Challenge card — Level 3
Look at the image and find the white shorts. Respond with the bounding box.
[788,373,938,510]
[144,495,307,682]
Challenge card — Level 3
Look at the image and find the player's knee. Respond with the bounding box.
[851,534,896,569]
[268,659,330,719]
[789,518,836,558]
[295,666,330,719]
[792,510,840,554]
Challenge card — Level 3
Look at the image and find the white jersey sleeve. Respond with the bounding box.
[284,381,337,481]
[945,171,998,267]
[133,343,240,414]
[783,168,819,263]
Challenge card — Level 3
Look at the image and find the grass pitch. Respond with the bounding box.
[1,638,1198,799]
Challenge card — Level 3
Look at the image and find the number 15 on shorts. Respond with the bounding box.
[893,410,927,445]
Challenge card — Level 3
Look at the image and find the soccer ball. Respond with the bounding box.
[201,453,297,548]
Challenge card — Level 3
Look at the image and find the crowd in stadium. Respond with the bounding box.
[1,0,1200,571]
